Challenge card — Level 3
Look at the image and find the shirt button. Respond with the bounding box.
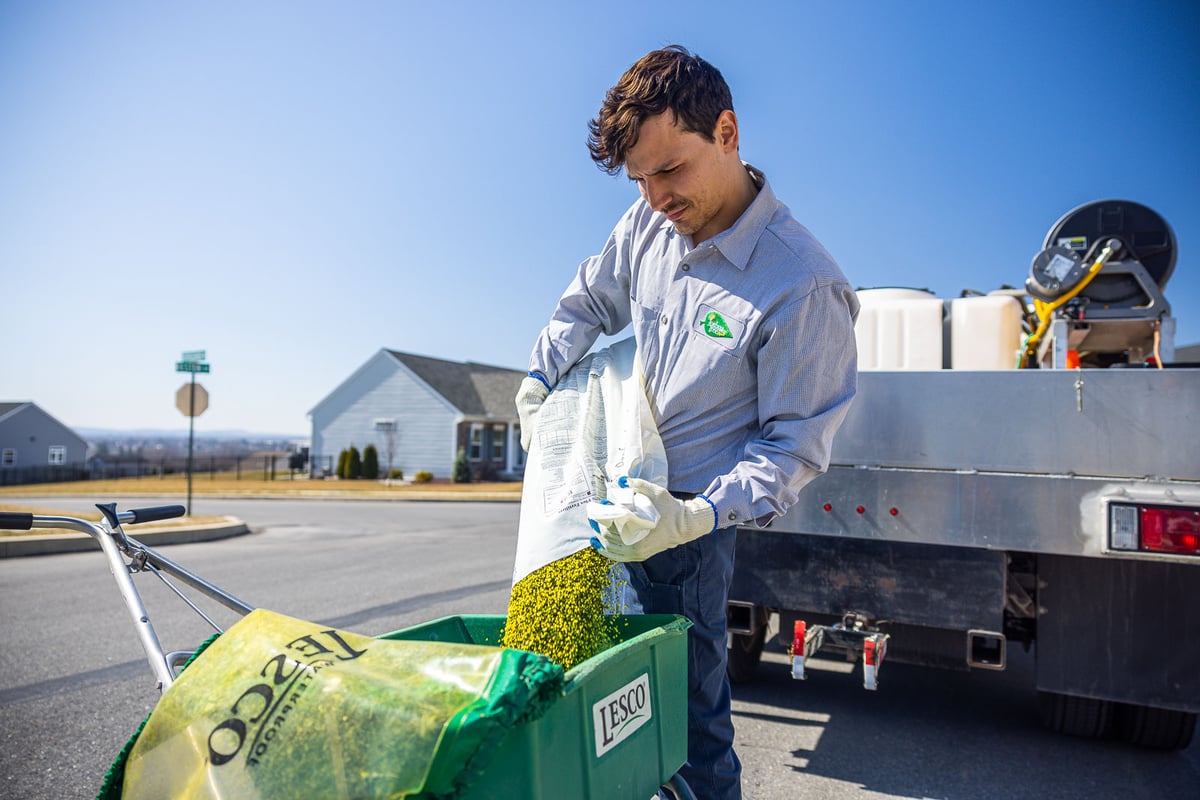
[681,264,690,272]
[727,512,737,521]
[660,315,668,325]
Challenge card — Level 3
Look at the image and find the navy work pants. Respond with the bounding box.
[620,525,741,800]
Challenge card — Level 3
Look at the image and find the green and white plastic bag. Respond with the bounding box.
[110,609,562,799]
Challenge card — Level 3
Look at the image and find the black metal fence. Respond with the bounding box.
[0,464,91,487]
[307,455,337,479]
[0,454,306,486]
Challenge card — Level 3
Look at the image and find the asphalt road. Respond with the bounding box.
[1,497,1196,799]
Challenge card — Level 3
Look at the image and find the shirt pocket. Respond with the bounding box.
[631,297,664,369]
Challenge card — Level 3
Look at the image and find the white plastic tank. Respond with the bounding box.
[949,295,1023,370]
[854,288,943,370]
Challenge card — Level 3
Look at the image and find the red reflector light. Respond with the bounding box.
[1141,506,1200,555]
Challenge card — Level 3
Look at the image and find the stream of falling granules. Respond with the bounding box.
[501,548,628,670]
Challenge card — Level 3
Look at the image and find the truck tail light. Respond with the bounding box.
[1110,503,1200,556]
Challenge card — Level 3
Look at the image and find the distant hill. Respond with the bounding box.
[76,427,307,442]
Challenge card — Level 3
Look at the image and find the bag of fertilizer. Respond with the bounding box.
[105,609,562,800]
[511,336,667,584]
[503,337,667,669]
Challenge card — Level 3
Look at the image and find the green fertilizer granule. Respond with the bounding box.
[501,548,623,671]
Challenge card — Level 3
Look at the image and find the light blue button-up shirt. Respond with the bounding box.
[529,166,859,527]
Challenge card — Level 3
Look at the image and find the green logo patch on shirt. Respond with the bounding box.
[701,311,732,338]
[692,304,744,352]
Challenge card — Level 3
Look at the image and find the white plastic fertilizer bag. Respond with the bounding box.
[513,336,668,585]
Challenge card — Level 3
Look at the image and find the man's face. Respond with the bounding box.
[624,111,740,245]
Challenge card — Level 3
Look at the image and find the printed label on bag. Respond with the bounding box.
[592,672,652,758]
[206,627,369,768]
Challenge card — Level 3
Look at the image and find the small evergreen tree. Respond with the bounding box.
[336,449,349,479]
[362,444,379,479]
[453,447,471,483]
[348,445,362,479]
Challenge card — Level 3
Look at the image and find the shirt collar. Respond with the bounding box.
[696,163,777,270]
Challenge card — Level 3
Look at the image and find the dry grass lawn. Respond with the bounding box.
[0,474,522,497]
[0,475,523,532]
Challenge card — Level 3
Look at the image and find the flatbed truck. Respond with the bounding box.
[725,199,1198,750]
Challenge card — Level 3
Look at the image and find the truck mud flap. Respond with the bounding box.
[1037,554,1199,713]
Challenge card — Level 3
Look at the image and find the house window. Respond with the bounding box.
[48,446,66,465]
[1,449,14,467]
[468,424,483,460]
[491,424,505,461]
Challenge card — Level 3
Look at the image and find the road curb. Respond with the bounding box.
[0,517,252,558]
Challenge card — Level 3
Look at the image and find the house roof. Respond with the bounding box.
[386,351,524,418]
[0,401,88,447]
[0,402,30,421]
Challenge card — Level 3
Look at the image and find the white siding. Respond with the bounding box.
[311,353,460,479]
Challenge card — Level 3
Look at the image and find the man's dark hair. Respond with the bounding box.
[587,45,733,175]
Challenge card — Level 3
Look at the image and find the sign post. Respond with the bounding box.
[175,351,210,515]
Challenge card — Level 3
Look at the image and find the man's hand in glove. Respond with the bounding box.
[590,476,717,562]
[515,373,549,451]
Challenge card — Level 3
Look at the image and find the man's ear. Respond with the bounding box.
[714,109,739,153]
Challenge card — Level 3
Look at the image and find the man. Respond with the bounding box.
[516,46,858,799]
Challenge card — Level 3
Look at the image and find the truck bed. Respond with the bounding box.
[767,368,1200,559]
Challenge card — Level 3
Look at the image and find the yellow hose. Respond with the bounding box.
[1019,243,1117,368]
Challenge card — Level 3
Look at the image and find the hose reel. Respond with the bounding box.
[1026,199,1174,314]
[1023,199,1176,367]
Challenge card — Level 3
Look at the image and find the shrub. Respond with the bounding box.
[347,445,362,480]
[414,470,433,483]
[452,448,471,483]
[336,449,349,479]
[362,444,379,479]
[389,469,404,480]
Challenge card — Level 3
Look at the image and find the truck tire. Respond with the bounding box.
[1037,691,1112,739]
[726,626,766,684]
[1114,704,1197,750]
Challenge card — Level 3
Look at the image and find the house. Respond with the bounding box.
[308,350,527,481]
[0,401,89,485]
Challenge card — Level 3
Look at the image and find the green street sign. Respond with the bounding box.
[175,361,211,373]
[181,350,206,361]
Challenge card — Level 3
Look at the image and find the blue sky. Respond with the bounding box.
[1,1,1197,436]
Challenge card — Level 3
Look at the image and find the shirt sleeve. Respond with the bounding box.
[527,206,639,387]
[702,282,860,527]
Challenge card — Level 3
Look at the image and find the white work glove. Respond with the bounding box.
[586,481,660,546]
[515,374,549,451]
[590,476,717,562]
